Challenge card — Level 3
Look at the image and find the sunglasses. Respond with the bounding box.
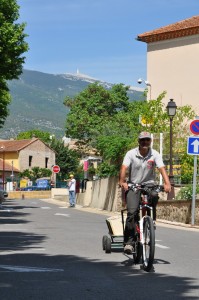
[140,138,151,141]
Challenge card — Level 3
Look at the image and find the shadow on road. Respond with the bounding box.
[0,199,198,300]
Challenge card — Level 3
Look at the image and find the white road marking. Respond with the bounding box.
[55,213,70,217]
[41,207,51,209]
[0,265,64,272]
[58,207,68,209]
[156,243,170,249]
[0,248,46,255]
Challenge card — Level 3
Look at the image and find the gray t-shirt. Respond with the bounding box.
[122,147,164,184]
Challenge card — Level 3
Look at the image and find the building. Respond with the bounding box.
[137,15,199,113]
[0,138,55,184]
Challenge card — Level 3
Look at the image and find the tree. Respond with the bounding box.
[50,138,80,180]
[20,167,52,181]
[64,83,195,178]
[0,0,29,127]
[0,80,11,127]
[17,130,52,144]
[64,82,130,140]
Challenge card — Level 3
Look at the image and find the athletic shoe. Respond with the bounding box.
[124,244,133,254]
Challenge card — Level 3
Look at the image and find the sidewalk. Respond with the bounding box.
[41,198,199,232]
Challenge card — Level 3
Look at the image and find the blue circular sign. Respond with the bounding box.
[190,120,199,135]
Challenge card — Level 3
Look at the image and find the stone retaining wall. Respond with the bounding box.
[157,199,199,225]
[8,191,51,199]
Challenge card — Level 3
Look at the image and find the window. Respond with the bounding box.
[45,157,49,168]
[29,156,32,167]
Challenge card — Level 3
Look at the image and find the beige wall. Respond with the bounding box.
[19,139,55,171]
[2,152,19,169]
[147,34,199,114]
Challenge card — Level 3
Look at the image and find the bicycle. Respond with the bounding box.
[121,183,164,272]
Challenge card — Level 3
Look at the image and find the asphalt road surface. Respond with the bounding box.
[0,198,199,300]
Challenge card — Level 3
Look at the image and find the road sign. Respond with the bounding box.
[52,165,60,173]
[190,120,199,135]
[187,137,199,155]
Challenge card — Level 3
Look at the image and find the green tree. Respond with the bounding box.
[50,138,80,180]
[0,80,11,127]
[20,167,52,181]
[64,82,130,140]
[17,130,52,144]
[64,83,195,178]
[0,0,29,127]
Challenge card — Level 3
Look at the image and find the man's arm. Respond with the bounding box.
[158,166,171,193]
[119,165,128,191]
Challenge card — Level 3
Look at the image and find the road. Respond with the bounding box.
[0,198,199,300]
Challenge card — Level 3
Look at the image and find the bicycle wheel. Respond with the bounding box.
[133,225,142,264]
[142,216,155,272]
[133,241,142,264]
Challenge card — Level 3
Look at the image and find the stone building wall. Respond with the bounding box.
[19,139,55,171]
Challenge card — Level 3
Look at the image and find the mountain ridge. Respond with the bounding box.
[0,69,144,139]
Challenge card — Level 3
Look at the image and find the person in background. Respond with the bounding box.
[65,174,76,207]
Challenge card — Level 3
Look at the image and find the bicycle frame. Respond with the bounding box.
[125,182,163,271]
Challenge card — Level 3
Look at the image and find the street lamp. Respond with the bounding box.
[166,99,177,200]
[137,78,152,100]
[0,146,5,190]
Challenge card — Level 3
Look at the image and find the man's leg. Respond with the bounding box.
[72,191,76,206]
[124,190,140,245]
[69,191,73,206]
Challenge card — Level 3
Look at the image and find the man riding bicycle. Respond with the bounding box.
[119,131,171,254]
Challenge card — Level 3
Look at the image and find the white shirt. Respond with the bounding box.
[68,178,76,192]
[122,147,164,184]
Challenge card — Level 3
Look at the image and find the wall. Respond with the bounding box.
[157,200,199,225]
[51,188,68,201]
[147,34,199,113]
[8,191,51,199]
[76,177,199,225]
[19,139,55,171]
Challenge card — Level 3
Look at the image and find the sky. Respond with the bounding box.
[18,0,199,87]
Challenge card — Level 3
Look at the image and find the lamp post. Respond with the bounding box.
[137,78,152,100]
[166,99,177,200]
[11,160,14,189]
[0,146,5,190]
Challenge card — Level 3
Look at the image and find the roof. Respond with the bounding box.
[0,138,55,153]
[137,15,199,43]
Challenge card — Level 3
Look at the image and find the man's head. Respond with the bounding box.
[138,131,152,149]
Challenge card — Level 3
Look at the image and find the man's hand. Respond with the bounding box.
[119,182,128,191]
[164,182,171,193]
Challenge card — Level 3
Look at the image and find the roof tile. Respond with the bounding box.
[137,15,199,43]
[0,138,38,152]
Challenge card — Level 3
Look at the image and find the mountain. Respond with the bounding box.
[0,69,144,139]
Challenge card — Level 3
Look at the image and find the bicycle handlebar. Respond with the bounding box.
[127,182,164,193]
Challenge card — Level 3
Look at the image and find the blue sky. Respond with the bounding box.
[18,0,199,87]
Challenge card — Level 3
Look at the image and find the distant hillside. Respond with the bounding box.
[0,69,144,139]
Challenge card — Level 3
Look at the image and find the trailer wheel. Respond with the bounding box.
[102,235,108,250]
[105,237,112,253]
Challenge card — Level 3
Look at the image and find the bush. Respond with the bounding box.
[176,185,199,200]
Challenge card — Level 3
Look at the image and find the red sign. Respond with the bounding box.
[52,165,60,173]
[190,120,199,135]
